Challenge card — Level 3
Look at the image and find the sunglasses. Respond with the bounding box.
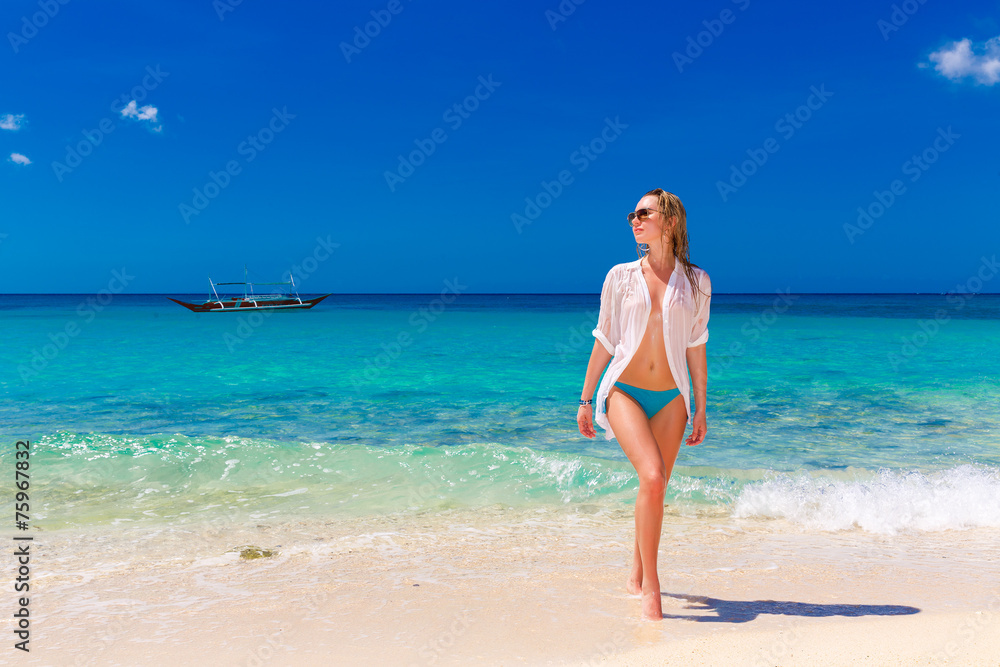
[626,208,663,226]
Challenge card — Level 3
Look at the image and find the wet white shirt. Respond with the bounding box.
[591,258,711,441]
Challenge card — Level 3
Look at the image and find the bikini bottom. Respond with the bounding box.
[606,381,681,419]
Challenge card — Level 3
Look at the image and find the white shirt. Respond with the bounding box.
[591,257,711,441]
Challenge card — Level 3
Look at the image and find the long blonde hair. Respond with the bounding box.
[635,188,707,306]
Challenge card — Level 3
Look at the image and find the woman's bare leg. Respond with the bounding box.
[627,534,642,595]
[649,396,688,494]
[607,388,666,620]
[644,396,689,596]
[617,394,689,604]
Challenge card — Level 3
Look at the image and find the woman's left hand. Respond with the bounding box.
[577,405,596,439]
[685,411,707,446]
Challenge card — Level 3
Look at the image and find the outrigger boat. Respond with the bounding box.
[168,267,330,312]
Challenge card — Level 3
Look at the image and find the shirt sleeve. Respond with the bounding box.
[592,267,620,355]
[687,270,711,348]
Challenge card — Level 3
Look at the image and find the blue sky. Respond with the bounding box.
[1,0,998,294]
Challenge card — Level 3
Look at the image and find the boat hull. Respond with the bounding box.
[168,294,331,312]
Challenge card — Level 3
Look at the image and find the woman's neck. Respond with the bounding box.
[643,247,676,276]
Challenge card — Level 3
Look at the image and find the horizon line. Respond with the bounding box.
[3,292,999,297]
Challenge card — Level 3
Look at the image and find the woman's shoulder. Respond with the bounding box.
[607,259,642,277]
[686,260,708,274]
[687,262,711,282]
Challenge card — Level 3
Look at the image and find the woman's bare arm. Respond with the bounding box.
[578,340,613,438]
[684,343,708,445]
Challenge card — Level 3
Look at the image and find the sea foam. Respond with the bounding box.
[24,432,1000,534]
[732,465,1000,534]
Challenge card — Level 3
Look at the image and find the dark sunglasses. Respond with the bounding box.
[626,208,663,226]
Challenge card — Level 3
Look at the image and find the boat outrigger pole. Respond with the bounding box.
[289,271,303,305]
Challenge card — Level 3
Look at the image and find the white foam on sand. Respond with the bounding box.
[732,464,1000,534]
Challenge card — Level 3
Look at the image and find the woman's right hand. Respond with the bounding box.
[577,405,596,439]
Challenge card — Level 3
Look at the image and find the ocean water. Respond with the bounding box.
[2,293,1000,536]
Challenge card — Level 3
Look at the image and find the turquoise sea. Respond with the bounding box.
[2,292,1000,535]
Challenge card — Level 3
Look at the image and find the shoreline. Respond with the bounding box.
[9,507,1000,665]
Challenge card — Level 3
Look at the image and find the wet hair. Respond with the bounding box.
[635,188,707,307]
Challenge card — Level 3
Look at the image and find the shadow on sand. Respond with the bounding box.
[661,593,920,623]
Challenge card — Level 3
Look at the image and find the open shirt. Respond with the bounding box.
[591,257,711,441]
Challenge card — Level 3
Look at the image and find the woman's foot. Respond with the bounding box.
[626,568,642,595]
[641,582,662,620]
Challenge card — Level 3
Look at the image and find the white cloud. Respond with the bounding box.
[120,100,163,132]
[0,113,25,131]
[928,36,1000,85]
[9,153,31,165]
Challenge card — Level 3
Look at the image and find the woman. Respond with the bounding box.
[577,188,711,620]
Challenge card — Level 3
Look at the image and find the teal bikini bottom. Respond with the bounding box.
[606,381,681,419]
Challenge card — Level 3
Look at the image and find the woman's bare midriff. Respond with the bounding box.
[616,260,678,392]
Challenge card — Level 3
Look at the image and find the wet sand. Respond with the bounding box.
[10,506,1000,666]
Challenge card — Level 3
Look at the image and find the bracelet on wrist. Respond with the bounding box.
[578,399,592,407]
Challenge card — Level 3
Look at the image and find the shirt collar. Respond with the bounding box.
[632,256,682,276]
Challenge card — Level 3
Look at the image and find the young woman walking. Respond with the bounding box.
[577,189,711,620]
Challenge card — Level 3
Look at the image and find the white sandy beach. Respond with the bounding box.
[10,506,1000,666]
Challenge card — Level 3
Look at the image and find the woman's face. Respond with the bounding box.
[630,195,672,246]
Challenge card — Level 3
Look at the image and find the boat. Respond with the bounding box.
[168,266,331,312]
